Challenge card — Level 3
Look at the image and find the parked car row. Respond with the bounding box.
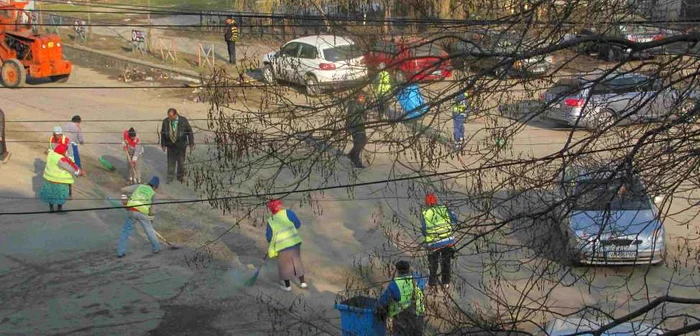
[446,29,554,77]
[261,34,456,95]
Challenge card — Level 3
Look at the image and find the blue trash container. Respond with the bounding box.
[334,296,386,336]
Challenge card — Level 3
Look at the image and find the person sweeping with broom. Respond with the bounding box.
[122,127,144,185]
[265,199,308,292]
[117,176,161,258]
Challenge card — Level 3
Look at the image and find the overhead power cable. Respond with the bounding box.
[0,133,689,216]
[31,0,700,26]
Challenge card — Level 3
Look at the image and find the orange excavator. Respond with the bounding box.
[0,0,72,87]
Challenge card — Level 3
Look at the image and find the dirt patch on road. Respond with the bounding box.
[148,305,225,336]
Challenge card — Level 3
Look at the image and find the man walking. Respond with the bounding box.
[63,115,85,168]
[160,108,194,183]
[378,260,426,336]
[224,17,239,65]
[421,193,457,289]
[452,92,470,146]
[346,92,369,169]
[117,176,161,258]
[123,127,144,184]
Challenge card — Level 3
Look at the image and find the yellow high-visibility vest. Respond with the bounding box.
[267,210,302,258]
[388,276,425,317]
[375,70,391,96]
[126,185,156,215]
[422,205,453,243]
[43,151,74,184]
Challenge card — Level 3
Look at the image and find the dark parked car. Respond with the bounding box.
[573,18,666,61]
[448,30,553,77]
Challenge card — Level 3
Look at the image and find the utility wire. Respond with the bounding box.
[0,133,689,216]
[30,0,700,26]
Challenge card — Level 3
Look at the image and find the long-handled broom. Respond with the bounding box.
[244,254,268,287]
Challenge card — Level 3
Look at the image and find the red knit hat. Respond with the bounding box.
[54,144,68,155]
[267,199,283,213]
[425,193,437,206]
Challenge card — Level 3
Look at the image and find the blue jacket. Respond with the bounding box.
[379,272,426,307]
[420,206,458,250]
[397,84,428,120]
[266,209,302,251]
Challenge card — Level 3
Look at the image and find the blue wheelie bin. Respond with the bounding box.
[334,296,386,336]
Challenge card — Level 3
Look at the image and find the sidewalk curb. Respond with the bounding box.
[64,43,202,82]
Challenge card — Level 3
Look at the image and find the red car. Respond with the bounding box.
[364,38,452,82]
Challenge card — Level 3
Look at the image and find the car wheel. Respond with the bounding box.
[678,98,697,119]
[262,64,276,84]
[591,108,616,129]
[305,75,320,96]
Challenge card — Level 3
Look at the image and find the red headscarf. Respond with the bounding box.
[267,199,283,214]
[123,129,139,148]
[54,143,68,155]
[53,144,79,171]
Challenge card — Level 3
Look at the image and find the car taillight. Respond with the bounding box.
[653,34,664,41]
[564,98,584,107]
[319,63,336,70]
[627,35,637,42]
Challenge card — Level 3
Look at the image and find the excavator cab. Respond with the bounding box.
[0,0,72,88]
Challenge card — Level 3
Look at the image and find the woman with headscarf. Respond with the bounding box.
[266,199,308,292]
[39,144,83,213]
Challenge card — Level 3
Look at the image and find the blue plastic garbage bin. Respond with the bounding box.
[334,296,386,336]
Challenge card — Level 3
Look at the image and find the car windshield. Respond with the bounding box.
[323,44,363,62]
[573,179,651,211]
[414,44,444,56]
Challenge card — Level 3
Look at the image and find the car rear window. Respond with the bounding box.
[323,44,363,62]
[548,79,582,97]
[414,44,444,57]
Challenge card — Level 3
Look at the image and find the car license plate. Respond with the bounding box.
[607,251,636,259]
[553,103,561,108]
[432,70,442,76]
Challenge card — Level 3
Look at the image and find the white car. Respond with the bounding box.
[261,35,367,96]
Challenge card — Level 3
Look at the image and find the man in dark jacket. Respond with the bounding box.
[346,93,368,169]
[224,17,239,64]
[160,108,194,183]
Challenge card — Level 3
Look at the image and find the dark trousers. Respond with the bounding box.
[226,41,236,64]
[166,146,186,181]
[348,132,367,166]
[427,246,455,286]
[392,310,424,336]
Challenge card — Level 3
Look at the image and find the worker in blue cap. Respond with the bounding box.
[117,176,161,258]
[452,91,471,147]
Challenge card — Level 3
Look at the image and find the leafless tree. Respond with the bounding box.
[188,0,700,333]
